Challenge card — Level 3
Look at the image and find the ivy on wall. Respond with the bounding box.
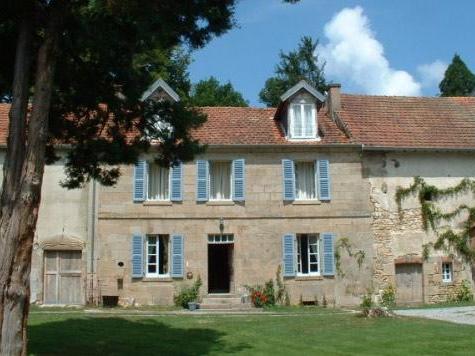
[335,237,365,277]
[395,177,475,262]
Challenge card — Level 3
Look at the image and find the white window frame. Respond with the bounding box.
[146,163,171,201]
[145,235,170,278]
[297,234,320,276]
[208,234,234,244]
[442,262,453,283]
[208,160,233,201]
[294,161,317,201]
[289,99,317,140]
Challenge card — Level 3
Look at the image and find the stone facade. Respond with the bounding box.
[364,151,475,304]
[96,147,374,306]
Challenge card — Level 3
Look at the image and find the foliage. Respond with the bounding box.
[0,1,237,187]
[395,177,475,262]
[173,277,202,309]
[189,76,248,107]
[245,281,276,308]
[259,36,327,107]
[380,285,396,308]
[274,265,289,305]
[334,237,366,277]
[448,280,474,303]
[360,294,373,316]
[439,54,475,96]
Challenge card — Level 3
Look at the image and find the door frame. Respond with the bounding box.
[42,249,85,305]
[207,234,234,294]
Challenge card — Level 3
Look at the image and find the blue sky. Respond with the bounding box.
[189,0,475,106]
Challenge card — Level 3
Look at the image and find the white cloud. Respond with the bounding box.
[318,6,422,96]
[417,60,448,88]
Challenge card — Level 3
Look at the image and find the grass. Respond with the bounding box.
[28,307,475,355]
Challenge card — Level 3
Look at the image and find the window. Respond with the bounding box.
[147,163,169,201]
[442,262,453,282]
[146,235,169,277]
[289,101,316,139]
[209,161,232,200]
[208,234,234,244]
[295,162,316,200]
[297,234,320,275]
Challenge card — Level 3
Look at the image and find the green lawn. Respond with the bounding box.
[28,308,475,355]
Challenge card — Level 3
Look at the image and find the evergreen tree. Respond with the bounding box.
[0,1,236,353]
[259,36,326,107]
[190,77,248,107]
[439,54,475,96]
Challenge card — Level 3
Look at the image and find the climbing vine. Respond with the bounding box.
[395,177,475,262]
[335,237,366,277]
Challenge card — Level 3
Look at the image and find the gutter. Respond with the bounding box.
[361,144,475,153]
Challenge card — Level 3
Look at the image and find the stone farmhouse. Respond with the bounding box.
[0,79,474,307]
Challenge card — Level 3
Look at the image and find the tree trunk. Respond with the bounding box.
[0,7,60,355]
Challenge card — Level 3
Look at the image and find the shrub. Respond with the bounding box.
[449,280,474,303]
[245,280,276,308]
[381,285,396,308]
[360,294,373,317]
[174,277,202,309]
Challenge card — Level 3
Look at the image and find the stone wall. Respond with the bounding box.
[96,147,374,306]
[364,151,475,303]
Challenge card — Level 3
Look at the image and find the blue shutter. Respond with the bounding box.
[131,234,144,278]
[282,234,296,277]
[282,159,295,201]
[133,160,147,202]
[170,162,183,201]
[171,234,184,278]
[317,159,331,201]
[322,233,335,276]
[196,160,209,202]
[232,159,245,201]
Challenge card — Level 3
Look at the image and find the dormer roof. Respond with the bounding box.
[279,80,326,103]
[141,78,180,102]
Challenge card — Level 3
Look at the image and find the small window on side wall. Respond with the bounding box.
[442,262,453,283]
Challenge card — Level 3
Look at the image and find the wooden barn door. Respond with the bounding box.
[395,263,423,305]
[44,250,82,304]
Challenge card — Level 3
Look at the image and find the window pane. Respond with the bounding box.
[303,104,314,137]
[159,235,169,275]
[148,255,156,264]
[210,162,231,200]
[148,265,156,273]
[295,162,316,200]
[148,164,169,200]
[300,235,309,274]
[292,105,303,137]
[310,254,318,263]
[310,263,318,272]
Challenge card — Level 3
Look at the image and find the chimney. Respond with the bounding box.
[327,83,341,120]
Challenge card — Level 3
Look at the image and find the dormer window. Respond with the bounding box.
[279,81,324,141]
[289,99,316,139]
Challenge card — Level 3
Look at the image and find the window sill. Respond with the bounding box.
[292,200,321,205]
[142,277,174,282]
[295,276,324,281]
[206,201,235,206]
[287,136,321,142]
[143,201,173,206]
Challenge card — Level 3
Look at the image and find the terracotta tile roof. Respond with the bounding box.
[193,106,350,145]
[1,95,475,149]
[339,94,475,149]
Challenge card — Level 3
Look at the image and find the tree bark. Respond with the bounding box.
[0,5,60,354]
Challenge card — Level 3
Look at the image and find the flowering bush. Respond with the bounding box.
[246,280,275,308]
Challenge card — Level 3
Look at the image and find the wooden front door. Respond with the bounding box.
[395,263,423,305]
[44,250,82,304]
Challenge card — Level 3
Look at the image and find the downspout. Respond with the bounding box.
[89,179,97,304]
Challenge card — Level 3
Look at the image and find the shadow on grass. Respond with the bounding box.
[29,317,250,355]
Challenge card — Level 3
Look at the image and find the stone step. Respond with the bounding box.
[199,303,254,310]
[201,297,242,305]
